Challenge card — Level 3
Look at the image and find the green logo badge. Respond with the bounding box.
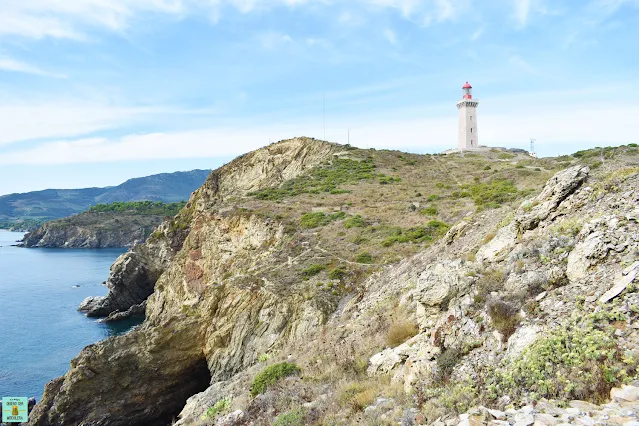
[2,397,28,423]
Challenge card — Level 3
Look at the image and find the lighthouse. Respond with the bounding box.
[456,81,479,150]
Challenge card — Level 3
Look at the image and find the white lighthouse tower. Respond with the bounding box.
[456,81,479,150]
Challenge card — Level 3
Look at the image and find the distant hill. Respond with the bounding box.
[19,201,188,249]
[0,170,211,229]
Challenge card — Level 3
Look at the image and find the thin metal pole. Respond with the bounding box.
[323,93,326,141]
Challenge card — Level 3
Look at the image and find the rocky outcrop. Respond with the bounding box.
[77,137,338,319]
[20,212,161,248]
[31,138,340,425]
[453,386,639,425]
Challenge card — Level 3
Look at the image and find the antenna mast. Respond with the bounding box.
[529,138,537,158]
[323,93,326,141]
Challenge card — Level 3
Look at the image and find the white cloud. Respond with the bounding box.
[0,56,66,78]
[0,0,467,41]
[470,26,484,41]
[383,28,398,44]
[0,100,217,147]
[2,97,637,165]
[258,31,293,49]
[513,0,532,27]
[509,55,538,74]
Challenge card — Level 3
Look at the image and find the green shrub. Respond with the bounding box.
[299,211,345,229]
[258,353,271,362]
[344,215,366,229]
[420,207,438,216]
[498,153,515,159]
[381,220,449,247]
[202,397,231,419]
[355,252,374,264]
[250,362,300,397]
[436,348,462,382]
[378,175,402,184]
[461,179,519,208]
[488,308,637,403]
[301,264,326,278]
[249,158,379,200]
[426,194,440,202]
[328,267,347,280]
[484,165,492,170]
[89,200,187,216]
[273,407,306,426]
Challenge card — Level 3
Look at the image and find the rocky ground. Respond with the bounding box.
[26,139,639,426]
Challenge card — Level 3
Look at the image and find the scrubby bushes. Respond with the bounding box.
[301,264,326,278]
[488,308,638,403]
[355,252,374,264]
[249,158,398,200]
[386,318,418,347]
[89,200,186,216]
[436,347,462,382]
[250,363,300,397]
[202,397,231,419]
[420,207,438,216]
[327,266,347,280]
[300,211,345,229]
[487,300,520,341]
[381,220,449,247]
[344,215,365,228]
[273,407,306,426]
[461,179,519,209]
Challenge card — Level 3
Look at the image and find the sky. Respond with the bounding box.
[0,0,638,195]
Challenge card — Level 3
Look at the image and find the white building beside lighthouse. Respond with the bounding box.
[456,81,479,150]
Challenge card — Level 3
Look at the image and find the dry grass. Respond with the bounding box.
[487,299,520,341]
[386,318,419,348]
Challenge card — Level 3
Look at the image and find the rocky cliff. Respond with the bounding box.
[29,140,639,426]
[78,137,339,318]
[19,212,162,248]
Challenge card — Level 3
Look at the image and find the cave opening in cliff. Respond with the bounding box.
[145,358,212,426]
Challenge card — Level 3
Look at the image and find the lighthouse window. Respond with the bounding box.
[470,116,473,120]
[470,128,473,133]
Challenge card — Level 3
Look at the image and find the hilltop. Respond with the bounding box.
[0,169,211,230]
[28,138,639,426]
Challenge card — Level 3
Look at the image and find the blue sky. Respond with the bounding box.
[0,0,638,195]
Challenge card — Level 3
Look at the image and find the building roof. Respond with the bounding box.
[462,81,472,89]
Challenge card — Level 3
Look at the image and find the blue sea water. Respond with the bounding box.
[0,230,138,399]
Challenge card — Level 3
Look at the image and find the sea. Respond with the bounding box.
[0,230,141,400]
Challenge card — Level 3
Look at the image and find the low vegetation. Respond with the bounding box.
[386,318,419,347]
[201,397,231,420]
[250,362,301,397]
[487,307,639,403]
[460,179,519,209]
[301,264,326,278]
[249,158,384,200]
[381,221,449,247]
[88,200,187,216]
[299,211,345,229]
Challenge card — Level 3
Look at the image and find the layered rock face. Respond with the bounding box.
[31,138,339,425]
[19,212,161,248]
[77,137,337,320]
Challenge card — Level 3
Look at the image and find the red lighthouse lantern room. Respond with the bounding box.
[462,81,472,99]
